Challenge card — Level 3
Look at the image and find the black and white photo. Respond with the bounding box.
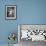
[5,5,16,20]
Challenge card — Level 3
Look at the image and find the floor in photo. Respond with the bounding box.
[19,40,46,46]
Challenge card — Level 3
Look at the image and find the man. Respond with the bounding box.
[7,7,15,17]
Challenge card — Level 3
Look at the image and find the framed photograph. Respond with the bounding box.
[5,5,16,20]
[18,24,46,42]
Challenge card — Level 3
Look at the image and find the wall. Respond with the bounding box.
[0,0,46,44]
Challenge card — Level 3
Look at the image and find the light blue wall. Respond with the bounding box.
[0,0,46,44]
